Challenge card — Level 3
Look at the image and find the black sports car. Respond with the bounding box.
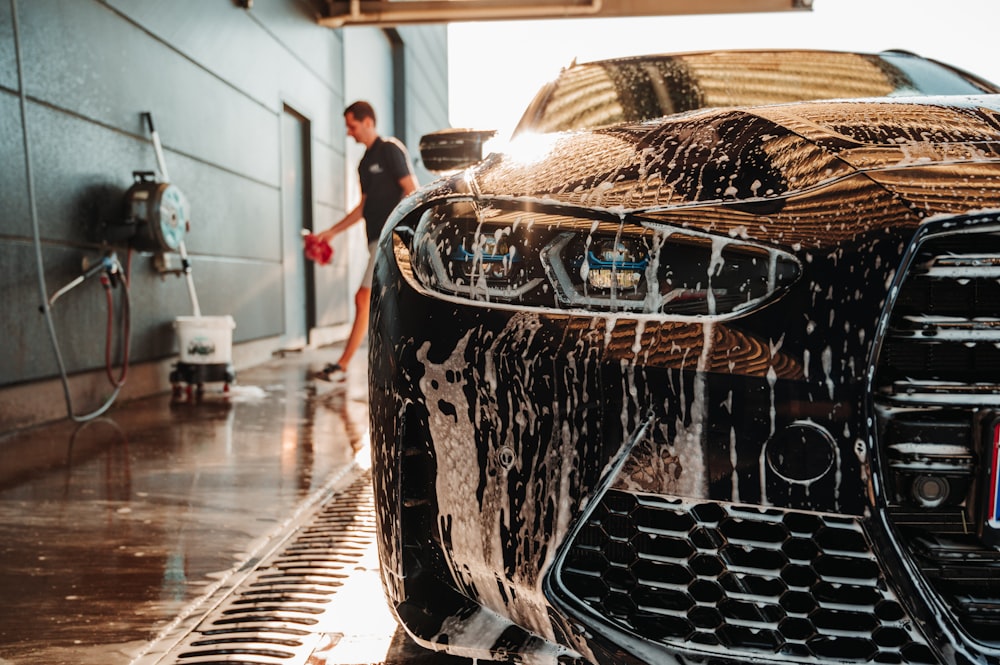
[368,50,1000,665]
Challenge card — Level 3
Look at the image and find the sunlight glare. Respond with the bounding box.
[448,0,1000,137]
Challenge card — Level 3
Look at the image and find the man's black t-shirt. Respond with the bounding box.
[359,136,414,243]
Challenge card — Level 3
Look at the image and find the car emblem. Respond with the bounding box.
[497,445,516,470]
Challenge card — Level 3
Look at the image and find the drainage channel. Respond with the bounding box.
[143,468,378,665]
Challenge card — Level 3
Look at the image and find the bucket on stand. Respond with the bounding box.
[170,315,236,399]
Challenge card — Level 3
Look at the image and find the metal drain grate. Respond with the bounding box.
[156,471,377,664]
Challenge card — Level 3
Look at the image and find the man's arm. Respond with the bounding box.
[315,195,365,242]
[399,174,419,197]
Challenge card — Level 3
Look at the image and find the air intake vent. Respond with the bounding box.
[873,214,1000,647]
[554,490,934,664]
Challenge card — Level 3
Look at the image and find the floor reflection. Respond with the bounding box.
[317,385,366,454]
[0,349,367,665]
[64,417,131,501]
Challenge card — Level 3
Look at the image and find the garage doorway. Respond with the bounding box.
[280,104,315,351]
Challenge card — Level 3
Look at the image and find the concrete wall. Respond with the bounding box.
[0,0,448,430]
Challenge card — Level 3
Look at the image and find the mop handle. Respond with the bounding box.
[143,111,200,317]
[178,241,201,318]
[143,112,171,183]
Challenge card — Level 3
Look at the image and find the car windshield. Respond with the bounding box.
[515,50,999,135]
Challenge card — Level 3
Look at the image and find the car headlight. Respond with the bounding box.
[407,200,800,317]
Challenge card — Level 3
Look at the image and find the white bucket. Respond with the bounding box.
[174,315,235,365]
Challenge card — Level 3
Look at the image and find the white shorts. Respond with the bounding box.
[361,241,377,289]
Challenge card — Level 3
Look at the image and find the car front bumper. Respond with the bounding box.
[369,206,1000,665]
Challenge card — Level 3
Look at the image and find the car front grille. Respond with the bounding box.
[878,226,1000,403]
[874,215,1000,648]
[555,489,935,664]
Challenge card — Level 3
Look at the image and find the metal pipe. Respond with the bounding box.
[321,0,603,26]
[320,0,810,27]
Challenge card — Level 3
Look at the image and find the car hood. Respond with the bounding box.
[465,95,1000,215]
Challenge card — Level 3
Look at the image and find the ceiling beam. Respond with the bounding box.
[319,0,812,28]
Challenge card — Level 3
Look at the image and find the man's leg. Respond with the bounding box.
[315,242,377,382]
[338,286,371,369]
[313,286,370,382]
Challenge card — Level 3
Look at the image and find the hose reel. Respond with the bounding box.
[121,170,190,253]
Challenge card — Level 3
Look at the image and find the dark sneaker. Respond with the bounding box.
[313,363,347,383]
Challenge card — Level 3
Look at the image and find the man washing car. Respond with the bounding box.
[312,100,418,383]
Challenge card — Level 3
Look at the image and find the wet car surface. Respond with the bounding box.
[368,50,1000,665]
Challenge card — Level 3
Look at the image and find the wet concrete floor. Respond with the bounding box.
[0,346,483,665]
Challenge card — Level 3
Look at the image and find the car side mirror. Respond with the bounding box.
[419,128,497,173]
